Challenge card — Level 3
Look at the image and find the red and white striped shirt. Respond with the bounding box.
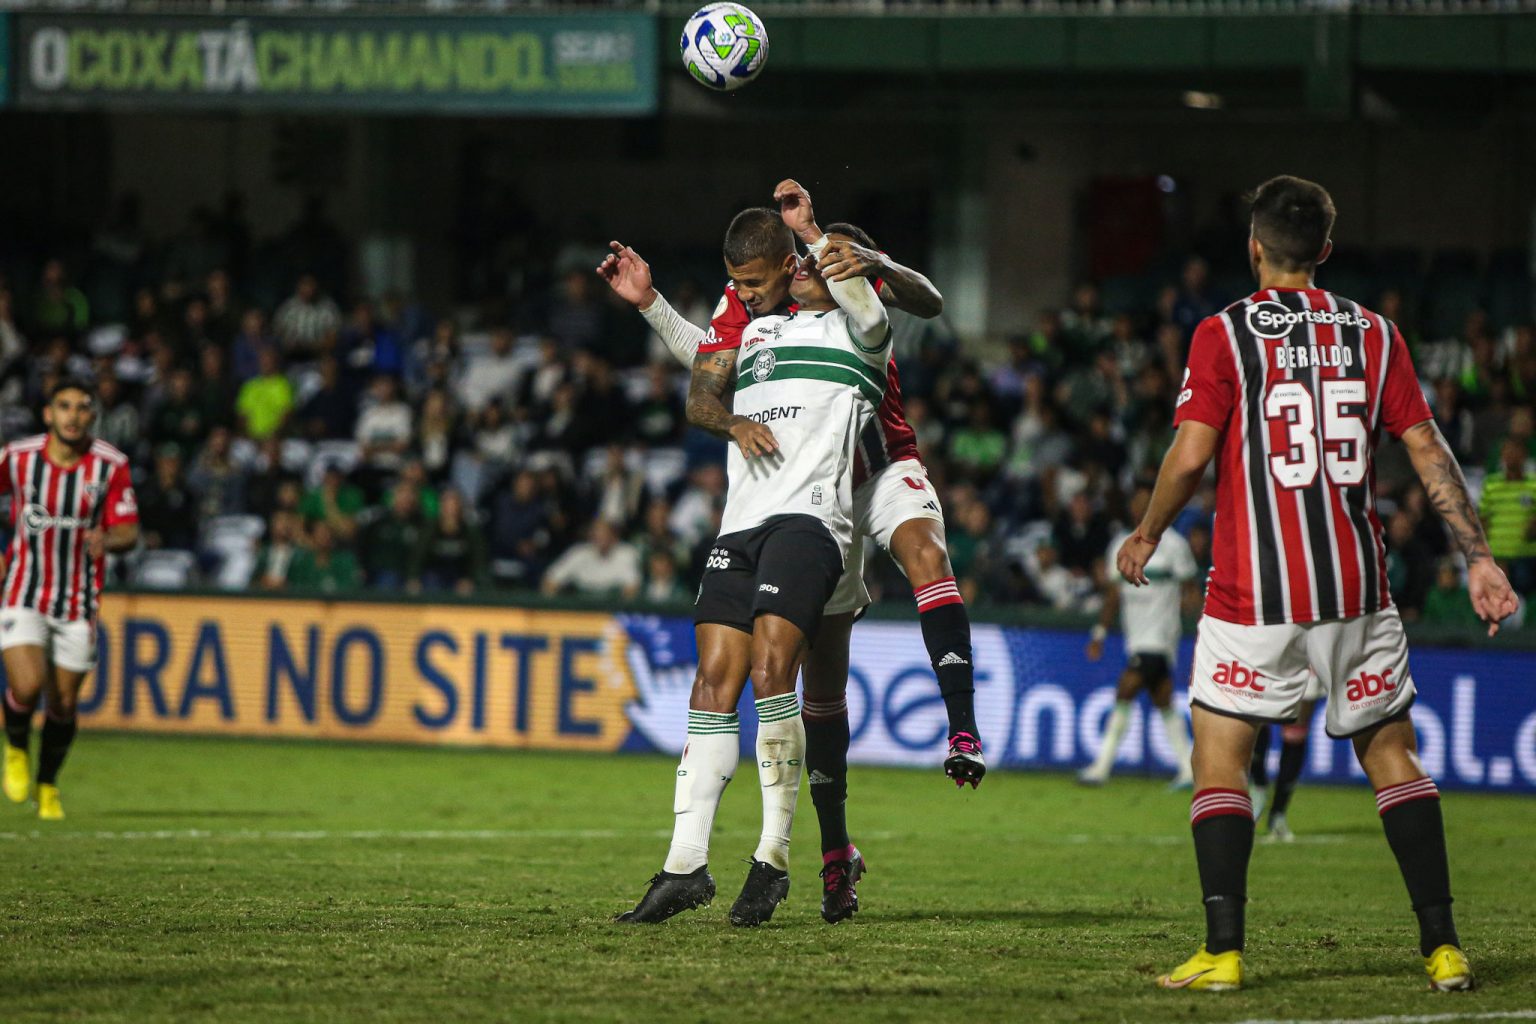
[0,436,138,623]
[705,282,921,486]
[1175,288,1432,626]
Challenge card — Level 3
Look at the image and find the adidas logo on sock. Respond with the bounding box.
[937,652,969,667]
[808,770,836,785]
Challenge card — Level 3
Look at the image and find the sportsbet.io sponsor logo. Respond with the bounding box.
[23,504,89,532]
[1245,300,1373,340]
[752,348,776,382]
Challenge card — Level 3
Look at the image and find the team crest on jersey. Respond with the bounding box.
[84,481,105,500]
[752,349,777,382]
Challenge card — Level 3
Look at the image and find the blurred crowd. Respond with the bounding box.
[0,230,1532,630]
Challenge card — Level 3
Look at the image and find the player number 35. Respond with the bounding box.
[1264,379,1368,488]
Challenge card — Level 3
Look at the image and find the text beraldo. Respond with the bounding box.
[1212,660,1265,692]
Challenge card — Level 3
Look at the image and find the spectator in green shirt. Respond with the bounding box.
[287,521,360,593]
[947,402,1007,484]
[32,259,89,336]
[1479,436,1536,592]
[1421,560,1485,631]
[362,485,424,590]
[236,346,294,440]
[300,466,366,543]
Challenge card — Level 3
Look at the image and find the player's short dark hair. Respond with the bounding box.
[48,376,95,403]
[1249,175,1335,272]
[824,221,879,250]
[723,208,794,267]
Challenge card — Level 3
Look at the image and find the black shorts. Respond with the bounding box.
[1127,652,1172,687]
[694,514,844,644]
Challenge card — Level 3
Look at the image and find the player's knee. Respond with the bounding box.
[47,694,78,721]
[1281,722,1310,744]
[747,650,799,700]
[904,539,952,588]
[688,672,738,715]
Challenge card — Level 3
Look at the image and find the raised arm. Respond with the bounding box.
[1400,419,1519,635]
[817,239,944,319]
[597,241,705,369]
[774,179,888,349]
[1118,421,1219,586]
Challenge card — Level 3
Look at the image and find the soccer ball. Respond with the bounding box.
[680,3,768,92]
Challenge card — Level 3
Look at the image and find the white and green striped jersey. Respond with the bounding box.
[720,305,892,556]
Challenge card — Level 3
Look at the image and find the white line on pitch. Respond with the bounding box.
[1226,1010,1536,1024]
[0,827,911,842]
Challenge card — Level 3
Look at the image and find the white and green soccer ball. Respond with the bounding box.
[680,2,769,92]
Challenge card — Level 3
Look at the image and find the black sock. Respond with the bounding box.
[914,579,977,738]
[37,714,77,786]
[1249,726,1271,787]
[1192,791,1255,954]
[1378,782,1458,957]
[802,699,850,855]
[1270,736,1307,820]
[4,690,34,752]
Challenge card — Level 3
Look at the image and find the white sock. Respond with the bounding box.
[662,710,739,874]
[1160,704,1193,779]
[751,693,804,872]
[1089,700,1133,777]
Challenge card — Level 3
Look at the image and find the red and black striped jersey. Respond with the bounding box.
[705,281,921,484]
[1175,288,1432,626]
[0,436,138,622]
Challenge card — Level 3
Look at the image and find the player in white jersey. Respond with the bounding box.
[1079,482,1198,787]
[618,183,891,927]
[601,192,967,924]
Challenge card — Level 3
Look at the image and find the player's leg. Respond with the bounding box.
[729,611,811,926]
[1,611,51,804]
[1147,660,1193,787]
[888,515,984,787]
[1314,608,1470,989]
[620,531,757,924]
[35,655,90,821]
[1079,663,1144,785]
[801,610,865,923]
[1248,723,1272,822]
[1265,696,1315,842]
[618,622,750,924]
[1160,618,1308,991]
[729,517,841,926]
[1354,715,1469,988]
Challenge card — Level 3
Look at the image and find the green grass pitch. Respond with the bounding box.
[1,734,1533,1023]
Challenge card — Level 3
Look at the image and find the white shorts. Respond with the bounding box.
[1189,607,1414,739]
[825,459,946,616]
[0,608,97,673]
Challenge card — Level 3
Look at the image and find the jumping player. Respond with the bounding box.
[1,378,140,819]
[600,189,975,922]
[1119,176,1517,992]
[1080,481,1196,788]
[617,183,891,927]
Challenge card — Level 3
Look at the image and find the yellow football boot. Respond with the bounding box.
[3,745,28,804]
[1157,945,1244,991]
[1424,944,1475,991]
[36,783,64,821]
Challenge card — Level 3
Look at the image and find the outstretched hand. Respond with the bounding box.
[596,240,657,309]
[772,179,820,243]
[1468,559,1520,636]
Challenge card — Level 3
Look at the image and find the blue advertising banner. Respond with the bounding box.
[619,616,1536,794]
[45,593,1536,797]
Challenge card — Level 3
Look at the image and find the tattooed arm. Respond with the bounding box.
[1401,420,1519,634]
[686,348,779,459]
